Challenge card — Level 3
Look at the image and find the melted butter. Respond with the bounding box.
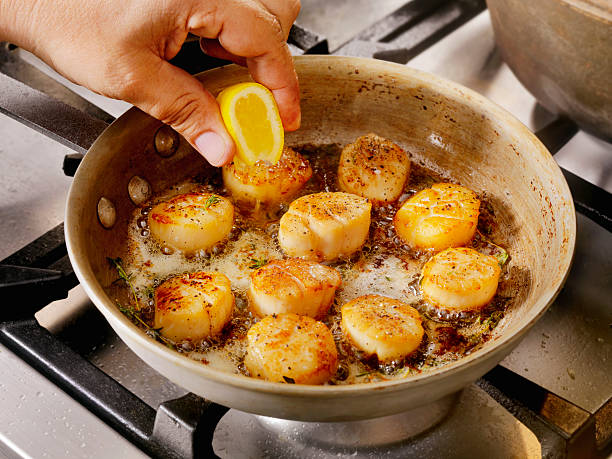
[336,255,420,306]
[116,144,515,385]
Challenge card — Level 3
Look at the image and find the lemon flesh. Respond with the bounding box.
[217,82,284,166]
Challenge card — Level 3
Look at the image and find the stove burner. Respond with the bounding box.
[255,392,457,449]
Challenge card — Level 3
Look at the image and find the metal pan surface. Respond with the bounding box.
[65,56,575,421]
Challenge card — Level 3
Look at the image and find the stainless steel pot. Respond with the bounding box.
[65,55,575,422]
[487,0,612,141]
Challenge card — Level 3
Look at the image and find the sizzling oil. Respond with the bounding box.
[116,144,513,385]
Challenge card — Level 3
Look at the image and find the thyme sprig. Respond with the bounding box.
[465,310,504,345]
[356,371,376,378]
[482,310,504,330]
[203,194,221,210]
[495,248,509,267]
[249,258,268,269]
[118,303,175,349]
[474,230,509,267]
[108,257,138,304]
[108,257,175,350]
[143,285,155,299]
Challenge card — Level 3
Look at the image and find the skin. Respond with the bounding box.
[0,0,301,166]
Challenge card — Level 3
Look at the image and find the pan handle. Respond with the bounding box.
[0,71,110,155]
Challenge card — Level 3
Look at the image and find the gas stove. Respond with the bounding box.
[1,1,611,458]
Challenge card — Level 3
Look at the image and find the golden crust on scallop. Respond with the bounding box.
[421,247,501,313]
[278,192,372,261]
[245,313,338,384]
[341,295,424,363]
[338,133,410,203]
[222,146,312,206]
[248,258,341,319]
[394,183,480,251]
[148,192,234,254]
[154,271,234,342]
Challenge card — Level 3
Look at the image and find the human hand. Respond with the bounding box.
[1,0,301,166]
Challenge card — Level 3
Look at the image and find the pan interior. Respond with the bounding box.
[65,56,575,410]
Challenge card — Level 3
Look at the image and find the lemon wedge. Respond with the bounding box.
[217,82,284,166]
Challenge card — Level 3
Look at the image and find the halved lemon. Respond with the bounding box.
[217,82,284,166]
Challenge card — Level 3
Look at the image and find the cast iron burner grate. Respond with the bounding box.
[1,1,611,458]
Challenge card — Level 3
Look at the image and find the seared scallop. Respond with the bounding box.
[148,192,234,254]
[154,271,234,342]
[278,192,372,261]
[341,295,424,363]
[222,147,312,206]
[394,183,480,251]
[338,133,410,203]
[245,313,338,384]
[421,247,501,313]
[248,258,341,318]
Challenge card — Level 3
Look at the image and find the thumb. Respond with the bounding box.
[127,58,235,167]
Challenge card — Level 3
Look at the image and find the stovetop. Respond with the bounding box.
[1,1,611,458]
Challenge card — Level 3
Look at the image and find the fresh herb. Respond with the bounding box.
[108,257,138,304]
[482,310,504,330]
[203,194,221,210]
[356,371,376,377]
[385,276,392,282]
[109,257,175,350]
[118,303,175,350]
[249,258,268,269]
[143,286,155,299]
[283,376,296,384]
[495,249,509,267]
[417,361,442,372]
[465,310,504,345]
[393,367,412,379]
[475,230,510,267]
[480,224,493,236]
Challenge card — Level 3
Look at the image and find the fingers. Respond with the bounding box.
[193,0,301,131]
[246,45,301,131]
[200,38,247,66]
[127,56,235,166]
[258,0,301,38]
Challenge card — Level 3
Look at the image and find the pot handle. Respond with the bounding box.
[0,71,110,155]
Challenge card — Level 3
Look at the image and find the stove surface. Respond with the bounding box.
[1,3,611,458]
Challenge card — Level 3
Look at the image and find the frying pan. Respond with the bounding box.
[65,56,575,422]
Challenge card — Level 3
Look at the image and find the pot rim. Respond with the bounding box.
[560,0,612,22]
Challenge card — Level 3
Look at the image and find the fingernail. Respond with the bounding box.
[284,110,301,132]
[291,110,301,130]
[195,131,232,167]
